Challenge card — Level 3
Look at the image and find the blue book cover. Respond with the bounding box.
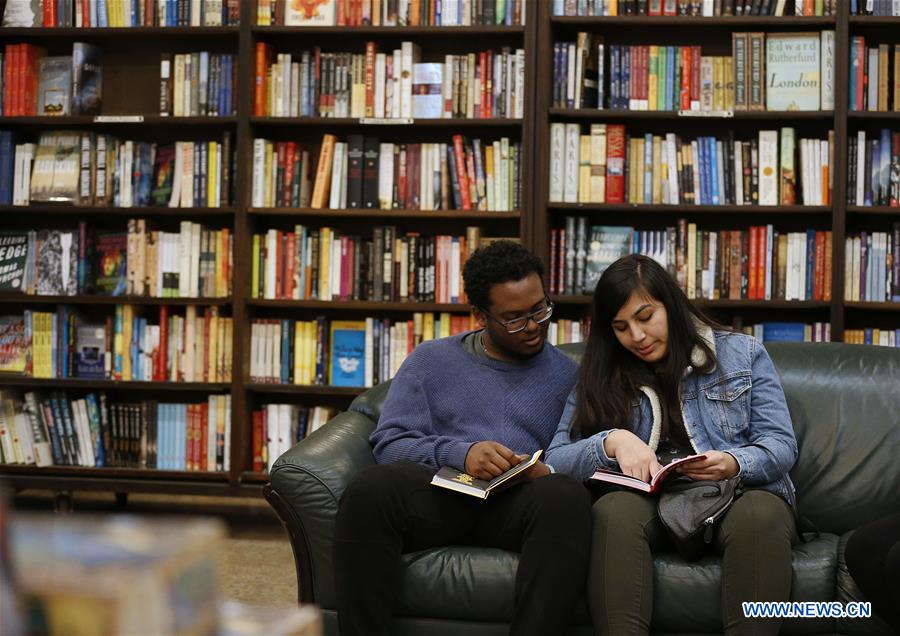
[622,47,631,110]
[763,322,806,342]
[329,321,366,387]
[280,319,291,384]
[0,132,14,205]
[697,138,707,205]
[75,323,106,379]
[665,46,675,111]
[806,230,816,301]
[84,393,105,467]
[710,137,720,205]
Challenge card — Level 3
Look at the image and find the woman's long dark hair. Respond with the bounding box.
[572,254,720,438]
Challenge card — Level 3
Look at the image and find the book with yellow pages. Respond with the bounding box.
[431,449,542,500]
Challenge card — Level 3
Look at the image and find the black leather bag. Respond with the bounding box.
[657,477,742,561]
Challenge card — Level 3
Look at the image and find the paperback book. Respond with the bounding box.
[590,453,708,494]
[431,449,542,499]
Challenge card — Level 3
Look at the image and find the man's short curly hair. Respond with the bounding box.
[463,240,545,310]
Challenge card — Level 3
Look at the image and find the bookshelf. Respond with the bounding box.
[0,0,536,498]
[2,1,899,501]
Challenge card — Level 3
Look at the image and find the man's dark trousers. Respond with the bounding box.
[334,461,592,635]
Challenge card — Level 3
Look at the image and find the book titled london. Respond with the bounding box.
[431,450,542,500]
[590,453,708,494]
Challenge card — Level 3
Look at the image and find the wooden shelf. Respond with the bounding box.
[241,471,270,484]
[547,203,831,214]
[248,207,521,219]
[249,299,471,312]
[0,294,231,306]
[250,116,521,127]
[0,377,230,391]
[0,465,229,480]
[0,26,239,37]
[252,25,525,35]
[0,205,235,216]
[847,111,900,119]
[548,108,834,121]
[244,384,366,396]
[550,16,836,27]
[845,302,900,313]
[848,17,900,25]
[551,295,831,309]
[846,206,900,215]
[0,116,237,126]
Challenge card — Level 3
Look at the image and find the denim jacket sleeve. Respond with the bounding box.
[545,386,620,480]
[725,339,798,486]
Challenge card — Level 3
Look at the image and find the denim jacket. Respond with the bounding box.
[545,326,799,505]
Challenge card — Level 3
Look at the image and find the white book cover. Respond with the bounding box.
[566,43,577,108]
[851,237,861,302]
[378,143,394,209]
[867,48,878,111]
[286,0,336,25]
[563,124,579,203]
[189,222,201,297]
[330,236,341,300]
[375,53,387,118]
[391,49,403,119]
[515,49,525,118]
[500,137,511,211]
[549,123,566,202]
[758,130,779,206]
[451,239,461,302]
[665,133,678,205]
[690,140,701,205]
[178,221,192,297]
[765,224,774,300]
[265,229,277,299]
[820,31,834,110]
[400,42,419,119]
[844,238,853,301]
[328,142,345,209]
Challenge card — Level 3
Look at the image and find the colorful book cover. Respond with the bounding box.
[285,0,336,25]
[0,315,27,373]
[75,324,106,379]
[92,232,127,296]
[584,226,634,294]
[765,33,820,111]
[328,320,366,387]
[0,232,29,292]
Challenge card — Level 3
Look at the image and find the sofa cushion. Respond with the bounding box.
[836,532,896,635]
[391,536,841,633]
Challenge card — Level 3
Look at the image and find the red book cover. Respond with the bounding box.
[757,225,766,300]
[252,410,264,472]
[284,141,296,205]
[434,236,442,302]
[43,0,56,27]
[814,230,825,301]
[158,306,168,382]
[823,232,832,302]
[605,124,626,203]
[3,45,14,116]
[203,309,211,382]
[285,231,296,299]
[364,41,376,117]
[680,45,691,111]
[691,45,702,107]
[197,404,207,471]
[641,45,649,106]
[451,136,472,209]
[254,42,270,116]
[23,45,44,116]
[397,144,407,208]
[486,50,494,117]
[550,229,558,295]
[748,226,759,300]
[479,52,488,118]
[855,38,865,111]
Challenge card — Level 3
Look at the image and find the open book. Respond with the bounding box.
[431,450,542,499]
[589,453,708,494]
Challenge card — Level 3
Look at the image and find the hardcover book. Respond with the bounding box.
[285,0,336,25]
[37,57,73,116]
[329,320,366,387]
[766,32,820,111]
[36,230,79,296]
[590,454,708,494]
[93,232,127,296]
[0,232,29,292]
[75,324,106,379]
[584,226,634,294]
[72,42,102,116]
[431,450,542,499]
[0,316,27,373]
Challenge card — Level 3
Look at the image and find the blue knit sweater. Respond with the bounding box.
[370,332,578,471]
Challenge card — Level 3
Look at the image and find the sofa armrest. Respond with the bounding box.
[267,410,377,609]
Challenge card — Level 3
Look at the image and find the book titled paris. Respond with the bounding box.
[329,320,366,387]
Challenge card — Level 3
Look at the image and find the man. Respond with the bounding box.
[333,240,591,635]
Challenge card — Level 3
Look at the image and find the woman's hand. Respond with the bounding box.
[604,430,664,483]
[677,450,739,481]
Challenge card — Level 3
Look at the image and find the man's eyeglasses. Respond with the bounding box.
[481,301,555,334]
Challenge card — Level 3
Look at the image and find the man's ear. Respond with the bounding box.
[472,306,487,329]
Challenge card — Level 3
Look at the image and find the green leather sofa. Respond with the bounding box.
[265,342,900,635]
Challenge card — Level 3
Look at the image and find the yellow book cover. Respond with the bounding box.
[440,312,451,338]
[648,46,659,112]
[484,145,495,210]
[122,304,133,381]
[251,234,260,299]
[292,321,303,384]
[635,137,645,204]
[724,57,735,110]
[207,141,218,206]
[195,315,205,382]
[628,138,639,202]
[311,134,337,209]
[423,312,435,342]
[207,308,219,383]
[304,320,317,385]
[318,227,331,301]
[578,135,591,203]
[687,223,697,299]
[652,135,662,204]
[589,123,606,203]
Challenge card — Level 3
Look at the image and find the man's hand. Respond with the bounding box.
[520,459,551,480]
[465,441,520,479]
[604,429,664,483]
[677,450,739,481]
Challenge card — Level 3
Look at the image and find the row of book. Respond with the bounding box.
[549,124,833,207]
[254,43,525,120]
[255,0,527,26]
[0,131,234,208]
[0,305,234,383]
[252,134,522,211]
[1,43,101,116]
[0,223,232,298]
[552,0,839,16]
[551,218,834,302]
[1,0,241,27]
[252,403,336,472]
[249,314,474,387]
[850,1,900,15]
[251,226,500,303]
[0,390,232,471]
[844,328,900,347]
[159,52,237,117]
[844,226,900,303]
[559,32,834,112]
[847,130,900,207]
[849,41,900,112]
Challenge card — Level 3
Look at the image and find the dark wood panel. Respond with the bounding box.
[0,294,231,306]
[248,207,521,219]
[249,299,471,312]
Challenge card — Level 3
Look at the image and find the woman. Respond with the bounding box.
[546,254,798,636]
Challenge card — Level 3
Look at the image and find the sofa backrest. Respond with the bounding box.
[350,341,900,534]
